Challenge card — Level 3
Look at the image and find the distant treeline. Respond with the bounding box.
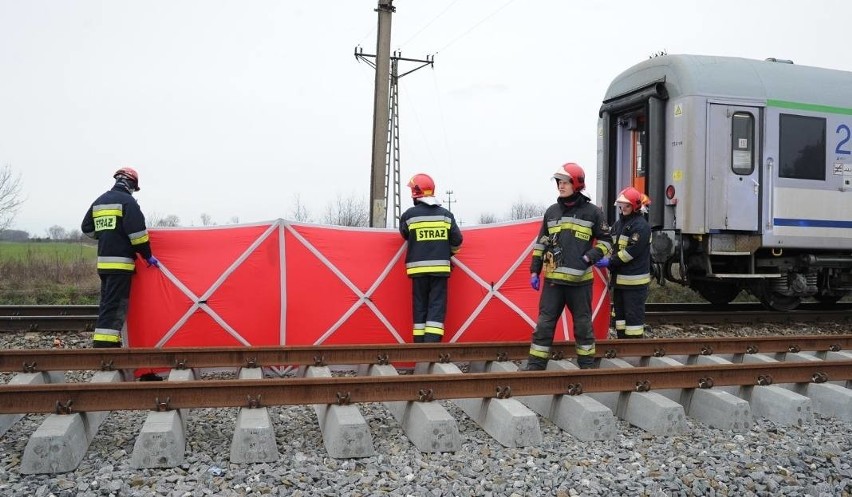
[0,229,32,242]
[0,228,93,243]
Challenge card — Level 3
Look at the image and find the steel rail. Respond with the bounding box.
[0,305,97,332]
[1,361,850,414]
[2,335,850,372]
[646,305,852,325]
[647,302,852,312]
[0,316,95,332]
[3,302,848,314]
[0,305,98,317]
[1,302,850,332]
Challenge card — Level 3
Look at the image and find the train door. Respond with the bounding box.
[612,113,647,204]
[706,104,760,231]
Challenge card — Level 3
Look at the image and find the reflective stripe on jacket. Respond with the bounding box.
[399,202,463,277]
[609,212,651,288]
[81,185,152,274]
[530,194,612,285]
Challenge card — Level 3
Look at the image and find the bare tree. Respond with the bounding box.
[0,164,24,230]
[289,194,312,222]
[199,213,216,226]
[478,212,499,224]
[509,200,547,220]
[322,194,368,227]
[66,228,83,241]
[149,213,181,227]
[47,225,67,240]
[229,216,240,224]
[0,229,29,241]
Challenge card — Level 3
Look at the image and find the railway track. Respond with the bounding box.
[3,357,851,414]
[1,335,851,477]
[1,302,849,332]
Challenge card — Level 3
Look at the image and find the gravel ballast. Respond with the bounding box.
[1,323,851,497]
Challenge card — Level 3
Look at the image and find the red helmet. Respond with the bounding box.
[407,173,435,199]
[113,166,140,191]
[615,186,646,210]
[553,162,585,191]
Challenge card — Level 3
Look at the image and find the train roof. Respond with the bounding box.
[602,54,852,111]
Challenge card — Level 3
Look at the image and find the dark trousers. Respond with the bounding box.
[529,282,595,368]
[412,275,448,343]
[614,286,648,339]
[94,273,132,347]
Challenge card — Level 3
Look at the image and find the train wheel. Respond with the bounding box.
[758,292,801,311]
[814,293,844,305]
[691,280,740,305]
[815,271,846,304]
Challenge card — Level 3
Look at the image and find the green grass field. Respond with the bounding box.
[0,241,97,261]
[0,241,100,304]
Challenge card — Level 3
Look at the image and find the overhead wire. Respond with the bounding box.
[430,70,453,174]
[357,25,375,48]
[398,78,437,169]
[398,0,462,49]
[434,0,518,55]
[358,0,520,219]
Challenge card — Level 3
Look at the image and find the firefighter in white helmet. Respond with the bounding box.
[526,163,612,370]
[595,186,652,338]
[399,173,463,343]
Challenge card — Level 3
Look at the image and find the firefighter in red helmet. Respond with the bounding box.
[526,163,612,370]
[399,173,463,343]
[595,186,652,338]
[81,167,159,348]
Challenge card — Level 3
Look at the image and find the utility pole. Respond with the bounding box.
[356,1,434,228]
[366,0,394,228]
[444,190,456,213]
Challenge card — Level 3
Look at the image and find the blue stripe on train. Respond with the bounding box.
[774,218,852,228]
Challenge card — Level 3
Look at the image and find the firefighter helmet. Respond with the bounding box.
[113,167,141,191]
[407,173,435,199]
[614,186,646,210]
[552,163,585,191]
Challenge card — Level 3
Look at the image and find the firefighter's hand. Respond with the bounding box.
[146,255,160,268]
[530,273,540,291]
[594,257,610,268]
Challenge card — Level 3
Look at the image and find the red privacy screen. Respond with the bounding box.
[126,219,610,347]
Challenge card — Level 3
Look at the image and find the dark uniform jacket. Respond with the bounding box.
[530,193,612,285]
[399,201,463,277]
[81,185,152,274]
[608,211,651,288]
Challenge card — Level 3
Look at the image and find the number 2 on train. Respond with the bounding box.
[837,124,851,155]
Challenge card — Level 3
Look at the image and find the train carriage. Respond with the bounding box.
[597,54,852,310]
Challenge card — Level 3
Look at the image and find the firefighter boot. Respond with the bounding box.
[93,340,121,349]
[524,356,548,371]
[423,333,442,343]
[577,357,596,369]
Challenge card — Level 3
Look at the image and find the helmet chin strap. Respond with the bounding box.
[115,177,135,195]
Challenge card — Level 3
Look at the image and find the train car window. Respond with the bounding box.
[779,114,826,181]
[731,112,754,175]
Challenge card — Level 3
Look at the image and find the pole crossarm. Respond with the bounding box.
[355,49,435,77]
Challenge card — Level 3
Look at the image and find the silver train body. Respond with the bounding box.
[596,54,852,310]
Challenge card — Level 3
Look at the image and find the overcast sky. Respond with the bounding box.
[2,0,849,235]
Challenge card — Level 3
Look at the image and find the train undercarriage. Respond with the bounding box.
[652,231,852,310]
